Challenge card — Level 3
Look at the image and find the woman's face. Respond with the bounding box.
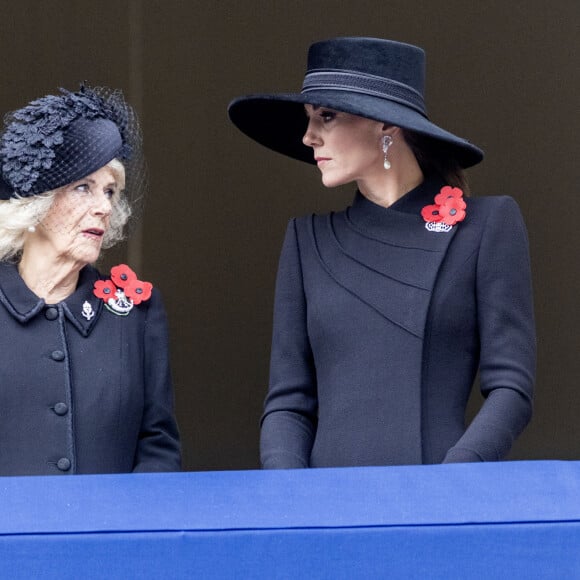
[302,105,386,188]
[33,165,119,266]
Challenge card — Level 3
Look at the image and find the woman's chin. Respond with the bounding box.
[321,175,347,189]
[69,247,102,266]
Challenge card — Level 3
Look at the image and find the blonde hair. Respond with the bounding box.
[0,159,132,263]
[103,159,132,248]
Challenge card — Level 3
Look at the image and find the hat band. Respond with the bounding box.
[302,70,426,115]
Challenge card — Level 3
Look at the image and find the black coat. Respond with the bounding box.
[261,179,536,468]
[0,263,181,476]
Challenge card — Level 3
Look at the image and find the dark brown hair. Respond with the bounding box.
[402,130,470,195]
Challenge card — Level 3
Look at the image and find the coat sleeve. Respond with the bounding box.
[260,218,318,469]
[443,196,536,463]
[132,289,182,472]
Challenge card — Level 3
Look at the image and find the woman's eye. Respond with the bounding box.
[74,183,90,193]
[320,111,336,123]
[104,188,116,199]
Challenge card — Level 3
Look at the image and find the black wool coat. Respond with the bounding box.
[261,178,536,468]
[0,263,181,476]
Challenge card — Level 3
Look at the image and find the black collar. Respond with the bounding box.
[345,177,449,249]
[0,263,103,336]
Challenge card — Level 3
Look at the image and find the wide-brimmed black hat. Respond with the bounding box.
[228,37,483,169]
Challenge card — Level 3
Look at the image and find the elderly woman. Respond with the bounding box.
[229,37,536,468]
[0,85,181,476]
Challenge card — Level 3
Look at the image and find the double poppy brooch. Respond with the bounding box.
[421,186,466,232]
[93,264,153,316]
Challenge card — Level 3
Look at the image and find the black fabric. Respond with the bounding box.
[29,118,123,196]
[261,179,535,468]
[0,263,181,476]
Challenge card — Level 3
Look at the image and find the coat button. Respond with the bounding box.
[51,350,65,361]
[57,458,71,471]
[44,307,58,320]
[54,402,68,416]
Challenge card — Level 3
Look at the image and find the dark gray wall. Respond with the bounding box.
[1,1,578,470]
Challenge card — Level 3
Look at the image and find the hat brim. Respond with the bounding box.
[228,91,483,169]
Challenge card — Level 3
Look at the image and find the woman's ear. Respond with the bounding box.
[382,124,401,138]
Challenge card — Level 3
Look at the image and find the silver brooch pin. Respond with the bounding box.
[425,222,453,233]
[81,300,95,320]
[104,289,134,316]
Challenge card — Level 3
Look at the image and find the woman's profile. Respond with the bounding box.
[229,37,535,468]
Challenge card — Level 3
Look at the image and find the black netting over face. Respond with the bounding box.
[0,85,146,238]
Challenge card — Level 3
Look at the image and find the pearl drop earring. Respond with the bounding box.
[27,225,36,233]
[382,135,393,170]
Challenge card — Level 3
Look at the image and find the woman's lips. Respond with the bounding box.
[82,228,104,239]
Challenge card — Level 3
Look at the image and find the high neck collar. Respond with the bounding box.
[353,176,446,217]
[344,177,447,247]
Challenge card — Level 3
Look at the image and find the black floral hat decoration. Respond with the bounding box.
[228,37,484,169]
[0,84,145,206]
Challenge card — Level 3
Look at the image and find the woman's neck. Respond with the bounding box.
[357,145,424,208]
[18,251,84,304]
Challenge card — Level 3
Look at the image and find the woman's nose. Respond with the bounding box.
[92,191,112,216]
[302,120,321,148]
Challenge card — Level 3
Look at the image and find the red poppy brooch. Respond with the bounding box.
[93,264,153,316]
[421,186,466,232]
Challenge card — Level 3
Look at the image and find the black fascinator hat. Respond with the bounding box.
[0,84,144,205]
[228,37,483,169]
